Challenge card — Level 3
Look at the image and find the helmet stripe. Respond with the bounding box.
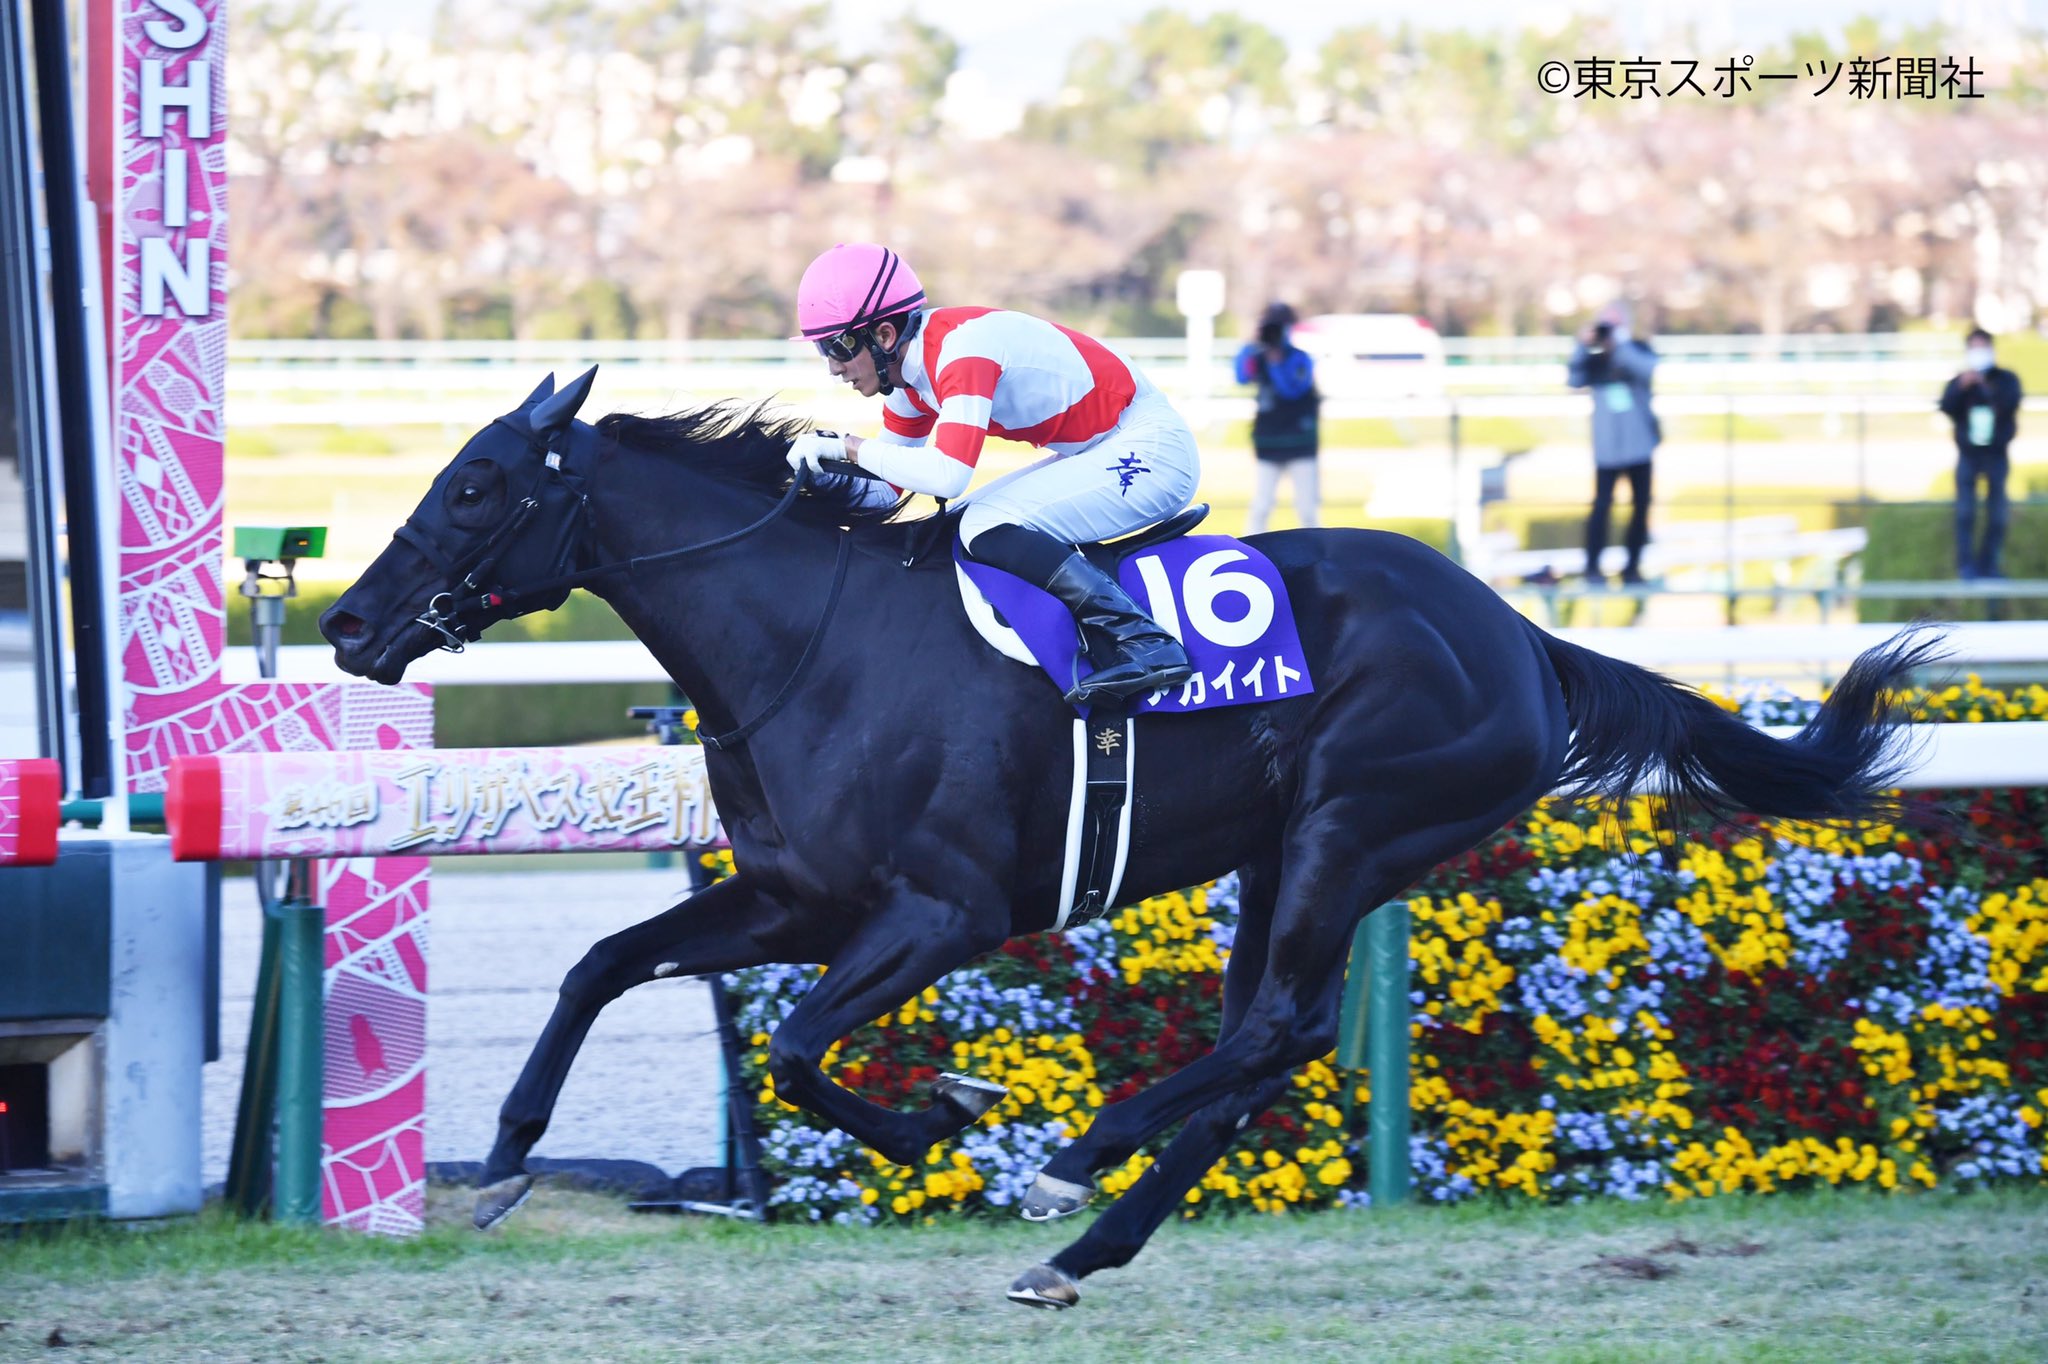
[856,252,906,329]
[856,250,895,322]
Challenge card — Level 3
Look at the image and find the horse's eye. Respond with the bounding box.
[457,484,483,505]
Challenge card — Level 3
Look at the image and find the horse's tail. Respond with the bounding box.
[1531,623,1943,825]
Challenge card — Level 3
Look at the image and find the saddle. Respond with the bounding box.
[900,500,1210,572]
[1083,503,1214,570]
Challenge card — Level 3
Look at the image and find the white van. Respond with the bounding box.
[1287,313,1446,399]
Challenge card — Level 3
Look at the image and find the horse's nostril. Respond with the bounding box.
[330,611,366,639]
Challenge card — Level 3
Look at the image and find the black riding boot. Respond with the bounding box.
[1042,553,1194,705]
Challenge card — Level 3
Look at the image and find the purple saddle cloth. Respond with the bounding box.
[954,533,1316,714]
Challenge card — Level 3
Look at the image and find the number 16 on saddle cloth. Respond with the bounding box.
[956,533,1315,714]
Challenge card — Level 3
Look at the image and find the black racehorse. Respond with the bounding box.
[321,369,1934,1308]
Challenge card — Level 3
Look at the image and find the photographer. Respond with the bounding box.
[1235,301,1321,535]
[1937,327,2024,580]
[1566,302,1660,585]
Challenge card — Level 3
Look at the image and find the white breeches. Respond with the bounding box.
[956,387,1201,550]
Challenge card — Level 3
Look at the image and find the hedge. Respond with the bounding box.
[1855,503,2048,622]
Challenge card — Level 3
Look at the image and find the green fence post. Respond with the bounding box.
[633,690,694,870]
[273,870,326,1226]
[224,908,282,1217]
[1335,918,1373,1125]
[1366,901,1412,1208]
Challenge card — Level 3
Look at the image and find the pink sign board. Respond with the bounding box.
[168,745,720,861]
[319,854,430,1233]
[108,0,229,769]
[94,0,436,1233]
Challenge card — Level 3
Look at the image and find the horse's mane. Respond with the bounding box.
[594,401,915,529]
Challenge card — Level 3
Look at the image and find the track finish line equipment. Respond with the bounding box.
[162,744,722,1224]
[167,745,718,863]
[0,759,62,867]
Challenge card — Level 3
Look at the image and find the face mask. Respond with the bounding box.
[1967,346,1994,372]
[1611,325,1631,345]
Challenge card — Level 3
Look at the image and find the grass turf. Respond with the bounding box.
[3,1182,2044,1362]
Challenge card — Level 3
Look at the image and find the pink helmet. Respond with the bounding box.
[793,243,925,342]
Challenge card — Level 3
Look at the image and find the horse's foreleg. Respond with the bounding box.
[765,889,1001,1167]
[477,872,799,1225]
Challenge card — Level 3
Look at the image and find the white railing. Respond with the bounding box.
[250,621,2048,690]
[224,382,2027,430]
[228,332,1965,366]
[238,638,2046,790]
[1774,722,2048,790]
[222,332,1981,426]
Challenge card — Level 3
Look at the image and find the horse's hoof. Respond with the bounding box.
[933,1071,1007,1122]
[1007,1263,1080,1310]
[473,1173,535,1231]
[1018,1172,1095,1222]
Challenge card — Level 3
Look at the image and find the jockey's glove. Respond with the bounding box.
[786,431,848,475]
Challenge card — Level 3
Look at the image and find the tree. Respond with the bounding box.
[1025,9,1289,174]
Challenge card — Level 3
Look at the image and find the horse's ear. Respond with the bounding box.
[532,365,598,437]
[520,373,557,409]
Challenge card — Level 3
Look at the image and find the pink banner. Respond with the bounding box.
[111,0,229,771]
[169,745,720,861]
[134,678,434,792]
[320,855,430,1233]
[97,1,436,1233]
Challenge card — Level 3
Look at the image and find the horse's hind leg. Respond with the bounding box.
[1010,855,1286,1308]
[764,888,1005,1167]
[1009,1074,1291,1308]
[477,872,804,1228]
[1034,777,1524,1198]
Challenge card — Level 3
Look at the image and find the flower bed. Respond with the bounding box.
[724,682,2048,1223]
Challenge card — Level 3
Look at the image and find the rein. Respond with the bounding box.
[408,429,850,751]
[696,533,849,752]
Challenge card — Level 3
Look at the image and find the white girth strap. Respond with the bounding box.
[1052,717,1135,932]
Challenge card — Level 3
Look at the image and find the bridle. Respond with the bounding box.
[392,415,848,750]
[394,418,573,652]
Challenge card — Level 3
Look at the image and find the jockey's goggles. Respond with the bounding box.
[814,329,871,364]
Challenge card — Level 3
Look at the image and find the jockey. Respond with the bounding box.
[786,241,1199,707]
